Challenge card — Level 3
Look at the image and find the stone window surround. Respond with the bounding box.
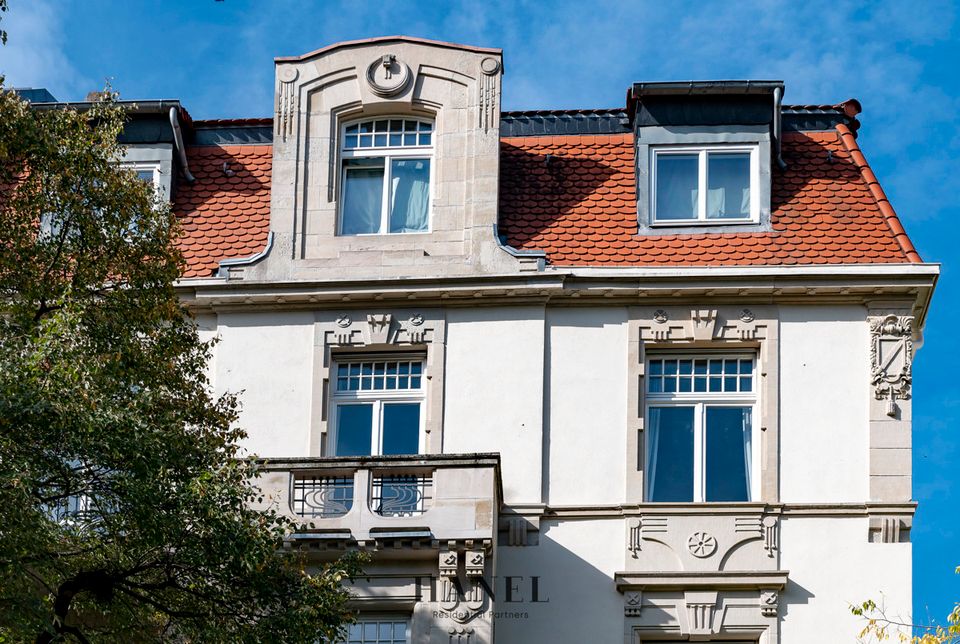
[626,306,780,504]
[310,309,446,457]
[635,125,773,235]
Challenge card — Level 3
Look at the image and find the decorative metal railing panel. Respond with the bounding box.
[371,474,432,517]
[291,475,354,518]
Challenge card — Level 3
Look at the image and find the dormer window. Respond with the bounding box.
[651,145,759,224]
[339,118,433,236]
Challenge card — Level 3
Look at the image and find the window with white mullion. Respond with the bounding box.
[652,145,758,224]
[339,117,433,236]
[645,354,757,503]
[331,359,425,457]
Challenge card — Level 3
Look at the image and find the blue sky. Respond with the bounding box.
[2,0,958,627]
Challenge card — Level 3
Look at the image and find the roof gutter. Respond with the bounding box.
[216,231,275,279]
[169,107,195,183]
[492,223,546,271]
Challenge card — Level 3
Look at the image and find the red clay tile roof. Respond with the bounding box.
[174,145,271,278]
[172,124,920,278]
[498,128,920,265]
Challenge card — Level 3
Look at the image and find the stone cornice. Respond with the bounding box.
[501,501,917,521]
[176,264,938,324]
[615,570,789,592]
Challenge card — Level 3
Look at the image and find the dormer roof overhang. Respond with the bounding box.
[627,80,784,127]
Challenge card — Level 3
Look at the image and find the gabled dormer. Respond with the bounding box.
[231,36,540,282]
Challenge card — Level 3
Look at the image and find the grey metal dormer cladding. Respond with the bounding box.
[628,81,784,236]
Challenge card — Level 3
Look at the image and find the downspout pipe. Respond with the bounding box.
[772,86,787,170]
[169,107,195,183]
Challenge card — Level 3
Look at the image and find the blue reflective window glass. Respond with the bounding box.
[705,406,752,502]
[646,407,694,502]
[335,404,373,456]
[382,403,420,455]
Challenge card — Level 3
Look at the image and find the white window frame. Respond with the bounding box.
[649,144,760,225]
[644,353,759,503]
[329,358,426,457]
[123,162,161,190]
[338,117,435,236]
[339,617,411,644]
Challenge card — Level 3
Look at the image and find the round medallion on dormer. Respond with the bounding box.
[366,54,411,97]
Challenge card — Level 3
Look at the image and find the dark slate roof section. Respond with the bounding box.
[499,109,631,137]
[192,123,274,145]
[13,87,58,102]
[782,104,860,133]
[183,103,858,144]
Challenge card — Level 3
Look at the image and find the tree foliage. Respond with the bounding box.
[853,570,960,643]
[0,85,359,642]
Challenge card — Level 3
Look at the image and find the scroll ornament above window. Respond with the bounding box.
[870,314,913,416]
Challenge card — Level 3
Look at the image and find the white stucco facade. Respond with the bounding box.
[171,36,936,644]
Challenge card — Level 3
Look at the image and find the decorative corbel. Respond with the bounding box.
[625,591,643,617]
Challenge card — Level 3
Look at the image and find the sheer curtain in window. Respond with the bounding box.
[742,407,753,499]
[646,408,662,501]
[342,165,384,235]
[390,159,430,233]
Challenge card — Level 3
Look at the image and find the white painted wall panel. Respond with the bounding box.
[546,308,628,505]
[443,307,545,504]
[779,305,869,502]
[496,519,624,643]
[213,312,315,457]
[780,516,911,642]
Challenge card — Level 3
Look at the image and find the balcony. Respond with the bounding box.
[252,453,501,554]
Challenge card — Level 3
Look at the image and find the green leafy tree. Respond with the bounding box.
[0,84,360,642]
[852,569,960,643]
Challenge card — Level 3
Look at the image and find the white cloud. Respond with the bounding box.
[0,0,90,99]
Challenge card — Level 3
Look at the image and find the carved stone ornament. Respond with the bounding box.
[739,308,756,323]
[653,309,669,324]
[440,577,485,625]
[275,66,299,142]
[366,53,411,97]
[335,314,352,328]
[760,589,779,617]
[687,601,715,635]
[409,313,425,326]
[869,314,913,415]
[439,550,459,578]
[366,313,393,344]
[447,627,473,644]
[624,590,642,617]
[687,531,718,558]
[479,57,501,75]
[465,550,485,578]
